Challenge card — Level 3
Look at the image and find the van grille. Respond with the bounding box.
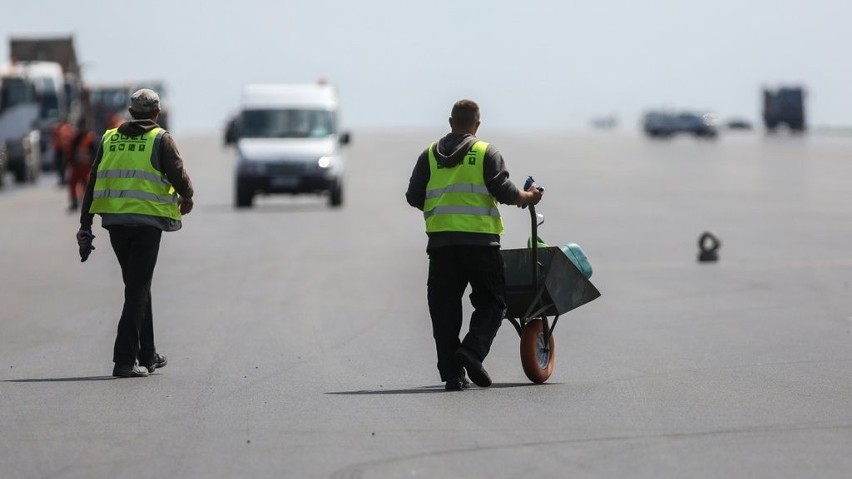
[266,162,310,175]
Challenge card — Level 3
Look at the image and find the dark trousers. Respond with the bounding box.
[427,245,506,381]
[108,225,162,366]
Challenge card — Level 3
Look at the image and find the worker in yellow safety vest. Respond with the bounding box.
[76,88,195,378]
[406,99,543,390]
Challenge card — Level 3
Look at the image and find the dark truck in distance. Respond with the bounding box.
[762,86,805,133]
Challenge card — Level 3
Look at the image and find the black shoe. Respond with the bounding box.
[113,363,149,378]
[454,348,492,387]
[145,353,167,373]
[445,374,471,391]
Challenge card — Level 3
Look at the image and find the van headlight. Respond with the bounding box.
[317,156,332,168]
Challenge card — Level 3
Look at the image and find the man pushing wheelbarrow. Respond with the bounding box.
[405,99,543,391]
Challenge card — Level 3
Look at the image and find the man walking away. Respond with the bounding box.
[76,88,194,378]
[406,99,542,390]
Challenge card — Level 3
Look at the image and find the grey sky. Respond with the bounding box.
[2,0,850,133]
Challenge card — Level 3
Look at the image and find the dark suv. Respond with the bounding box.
[643,111,718,138]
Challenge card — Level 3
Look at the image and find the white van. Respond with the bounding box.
[233,82,350,208]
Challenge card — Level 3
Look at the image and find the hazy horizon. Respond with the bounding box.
[3,1,851,135]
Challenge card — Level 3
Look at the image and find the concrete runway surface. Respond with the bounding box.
[1,129,851,478]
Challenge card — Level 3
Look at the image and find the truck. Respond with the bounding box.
[87,83,132,136]
[231,82,351,208]
[762,86,806,133]
[0,63,42,184]
[7,36,85,171]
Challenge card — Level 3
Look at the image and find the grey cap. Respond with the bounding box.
[129,88,160,113]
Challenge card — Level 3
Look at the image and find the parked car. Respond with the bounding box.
[643,110,718,138]
[232,82,351,208]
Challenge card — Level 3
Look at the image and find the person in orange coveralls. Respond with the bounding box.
[67,120,96,210]
[51,117,74,185]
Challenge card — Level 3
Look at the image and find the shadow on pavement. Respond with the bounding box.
[326,382,544,395]
[3,376,118,383]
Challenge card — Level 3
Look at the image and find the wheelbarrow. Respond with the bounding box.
[501,182,601,383]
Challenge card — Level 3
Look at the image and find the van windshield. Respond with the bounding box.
[240,109,335,139]
[0,77,34,110]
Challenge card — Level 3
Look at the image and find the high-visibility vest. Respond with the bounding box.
[89,128,181,221]
[423,140,503,234]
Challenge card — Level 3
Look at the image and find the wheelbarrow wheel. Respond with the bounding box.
[520,318,555,383]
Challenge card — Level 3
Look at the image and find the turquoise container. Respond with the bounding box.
[527,235,593,279]
[559,243,593,279]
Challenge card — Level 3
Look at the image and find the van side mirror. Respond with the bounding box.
[225,117,240,145]
[339,131,351,146]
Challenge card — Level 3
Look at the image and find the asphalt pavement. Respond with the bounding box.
[1,129,851,478]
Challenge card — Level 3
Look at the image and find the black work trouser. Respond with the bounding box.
[427,245,506,381]
[108,225,162,366]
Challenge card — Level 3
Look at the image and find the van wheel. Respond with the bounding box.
[329,181,343,207]
[235,182,253,208]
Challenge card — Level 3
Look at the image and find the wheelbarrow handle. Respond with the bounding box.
[520,176,544,209]
[525,176,544,294]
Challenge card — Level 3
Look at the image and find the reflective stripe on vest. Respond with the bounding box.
[423,140,503,234]
[89,128,181,221]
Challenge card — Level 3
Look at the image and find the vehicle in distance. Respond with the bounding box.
[232,82,350,208]
[643,110,718,138]
[763,86,805,133]
[725,117,753,130]
[0,63,42,184]
[88,83,131,136]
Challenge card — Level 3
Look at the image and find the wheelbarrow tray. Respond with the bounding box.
[502,246,601,318]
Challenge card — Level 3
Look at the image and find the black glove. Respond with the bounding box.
[76,228,96,263]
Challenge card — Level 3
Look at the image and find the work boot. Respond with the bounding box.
[445,373,471,391]
[454,348,492,388]
[144,353,167,373]
[112,363,149,378]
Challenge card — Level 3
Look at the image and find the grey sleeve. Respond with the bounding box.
[405,150,430,210]
[484,144,521,205]
[159,133,194,199]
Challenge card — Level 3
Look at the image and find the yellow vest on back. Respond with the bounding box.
[423,140,503,234]
[90,128,181,221]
